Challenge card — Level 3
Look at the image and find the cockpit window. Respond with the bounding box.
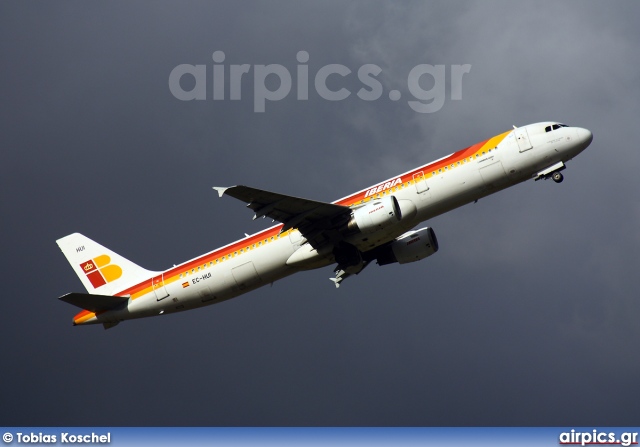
[545,123,570,132]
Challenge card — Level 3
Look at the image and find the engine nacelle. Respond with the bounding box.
[376,227,439,265]
[347,195,401,234]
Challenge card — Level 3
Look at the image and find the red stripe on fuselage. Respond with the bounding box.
[110,136,499,302]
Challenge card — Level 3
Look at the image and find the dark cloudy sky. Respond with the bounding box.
[2,1,640,426]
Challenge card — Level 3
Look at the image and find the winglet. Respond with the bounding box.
[213,186,230,198]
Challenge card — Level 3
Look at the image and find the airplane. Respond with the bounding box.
[56,122,593,329]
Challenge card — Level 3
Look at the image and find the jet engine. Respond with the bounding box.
[347,195,401,234]
[375,227,439,265]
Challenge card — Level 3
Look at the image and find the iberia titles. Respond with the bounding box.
[363,177,403,198]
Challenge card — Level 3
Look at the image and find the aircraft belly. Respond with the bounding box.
[286,243,332,269]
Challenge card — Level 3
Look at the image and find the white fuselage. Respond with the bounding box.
[78,122,592,326]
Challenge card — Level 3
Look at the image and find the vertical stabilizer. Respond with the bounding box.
[56,233,157,295]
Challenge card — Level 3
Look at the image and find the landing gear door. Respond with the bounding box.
[515,127,533,152]
[152,274,169,301]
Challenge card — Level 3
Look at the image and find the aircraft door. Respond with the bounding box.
[514,127,533,152]
[152,274,170,301]
[413,171,431,193]
[232,261,261,291]
[413,171,432,201]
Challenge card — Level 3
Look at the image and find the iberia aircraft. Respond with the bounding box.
[57,122,592,329]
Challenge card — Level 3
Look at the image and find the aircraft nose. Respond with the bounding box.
[575,127,593,148]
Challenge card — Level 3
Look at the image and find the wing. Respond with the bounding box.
[214,185,352,248]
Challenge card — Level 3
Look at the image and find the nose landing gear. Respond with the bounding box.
[551,171,564,183]
[535,161,566,183]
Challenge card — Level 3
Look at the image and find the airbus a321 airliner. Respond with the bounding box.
[57,122,592,329]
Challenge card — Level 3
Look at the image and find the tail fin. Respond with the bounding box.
[56,233,157,295]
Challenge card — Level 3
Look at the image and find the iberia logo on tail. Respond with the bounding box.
[79,255,122,288]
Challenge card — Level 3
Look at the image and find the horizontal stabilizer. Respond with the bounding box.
[59,292,128,312]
